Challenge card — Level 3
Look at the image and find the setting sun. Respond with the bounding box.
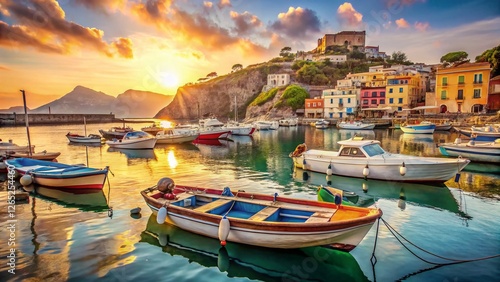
[159,72,179,88]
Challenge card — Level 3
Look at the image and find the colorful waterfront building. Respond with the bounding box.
[488,75,500,111]
[304,97,324,119]
[322,79,359,119]
[385,72,424,114]
[435,62,491,113]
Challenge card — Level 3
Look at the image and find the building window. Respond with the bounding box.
[398,98,403,103]
[442,77,447,86]
[458,76,464,84]
[398,107,402,111]
[380,91,385,97]
[330,99,333,104]
[380,99,385,104]
[474,73,483,83]
[339,98,343,104]
[389,88,393,93]
[457,89,464,100]
[389,98,394,103]
[399,87,403,93]
[313,103,316,107]
[364,91,369,97]
[307,103,310,107]
[372,92,377,97]
[347,98,351,103]
[440,90,447,99]
[363,100,368,104]
[473,89,481,98]
[371,100,377,104]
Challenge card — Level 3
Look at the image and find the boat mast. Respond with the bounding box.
[84,116,87,136]
[20,89,32,157]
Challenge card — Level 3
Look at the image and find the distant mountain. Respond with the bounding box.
[0,106,30,113]
[30,86,173,118]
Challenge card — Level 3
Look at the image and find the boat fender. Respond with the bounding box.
[362,182,368,192]
[156,206,167,224]
[400,162,407,176]
[218,216,230,246]
[362,164,370,179]
[130,207,141,214]
[334,194,342,205]
[326,175,332,185]
[20,174,33,186]
[302,171,309,181]
[454,173,461,183]
[326,163,333,176]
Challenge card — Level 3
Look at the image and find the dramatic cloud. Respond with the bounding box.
[0,0,133,58]
[230,11,262,35]
[337,2,363,28]
[72,0,126,13]
[130,0,268,56]
[269,7,321,39]
[395,18,410,28]
[203,1,213,9]
[414,21,430,32]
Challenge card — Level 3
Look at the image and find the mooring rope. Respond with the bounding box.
[380,217,500,265]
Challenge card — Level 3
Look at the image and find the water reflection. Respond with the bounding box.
[30,185,109,212]
[141,214,369,282]
[293,168,468,217]
[107,147,156,160]
[193,139,231,159]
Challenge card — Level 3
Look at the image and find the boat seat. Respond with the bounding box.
[248,206,279,221]
[305,211,336,223]
[194,199,232,213]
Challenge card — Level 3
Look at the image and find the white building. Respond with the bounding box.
[267,74,290,87]
[322,79,359,119]
[313,54,347,64]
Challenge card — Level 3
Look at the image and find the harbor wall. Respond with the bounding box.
[0,113,116,126]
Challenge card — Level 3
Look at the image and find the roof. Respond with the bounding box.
[490,75,500,81]
[337,139,381,147]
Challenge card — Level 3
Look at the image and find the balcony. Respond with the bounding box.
[455,96,465,101]
[338,103,344,108]
[442,83,448,86]
[473,80,483,85]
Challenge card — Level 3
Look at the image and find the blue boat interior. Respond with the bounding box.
[170,195,315,222]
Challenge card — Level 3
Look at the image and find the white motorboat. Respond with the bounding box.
[66,133,103,144]
[337,121,375,130]
[156,129,199,144]
[315,119,330,129]
[290,138,470,182]
[400,121,436,134]
[106,131,157,149]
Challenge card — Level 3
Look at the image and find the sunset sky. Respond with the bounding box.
[1,0,499,108]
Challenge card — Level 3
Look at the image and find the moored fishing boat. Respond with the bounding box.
[400,121,436,134]
[439,138,500,163]
[289,138,470,182]
[5,158,109,189]
[66,133,104,144]
[337,121,375,130]
[156,128,199,144]
[454,126,500,142]
[106,131,157,149]
[5,150,61,161]
[99,126,134,140]
[141,177,382,251]
[0,139,35,154]
[315,119,330,129]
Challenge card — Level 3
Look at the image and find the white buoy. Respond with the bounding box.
[20,174,33,186]
[362,182,368,192]
[400,162,407,176]
[218,216,230,246]
[362,165,369,177]
[156,206,167,224]
[326,163,332,176]
[398,199,406,210]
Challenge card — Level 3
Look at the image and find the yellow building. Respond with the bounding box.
[436,62,491,113]
[385,73,423,113]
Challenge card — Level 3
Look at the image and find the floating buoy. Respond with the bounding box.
[362,164,369,179]
[302,159,307,170]
[334,194,342,205]
[130,207,141,214]
[156,206,167,224]
[362,182,368,192]
[326,175,332,185]
[218,215,230,246]
[398,198,406,210]
[157,177,175,193]
[20,174,33,186]
[326,163,333,176]
[400,162,407,176]
[454,173,461,182]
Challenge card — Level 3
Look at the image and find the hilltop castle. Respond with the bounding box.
[316,31,366,53]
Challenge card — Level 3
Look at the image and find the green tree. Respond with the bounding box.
[232,64,243,72]
[297,64,322,84]
[206,72,217,78]
[281,85,309,110]
[389,51,409,64]
[440,51,469,65]
[280,46,292,58]
[350,50,366,60]
[475,45,500,77]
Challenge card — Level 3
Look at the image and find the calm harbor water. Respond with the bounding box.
[1,122,499,281]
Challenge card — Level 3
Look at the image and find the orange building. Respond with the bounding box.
[435,62,491,113]
[304,98,324,118]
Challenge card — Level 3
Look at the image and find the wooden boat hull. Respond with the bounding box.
[5,158,108,189]
[439,142,500,163]
[66,134,103,144]
[6,151,61,161]
[141,184,381,251]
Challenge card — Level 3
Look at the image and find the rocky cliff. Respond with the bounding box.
[154,63,291,121]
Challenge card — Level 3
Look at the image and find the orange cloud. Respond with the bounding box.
[203,1,213,8]
[218,0,232,9]
[415,21,430,32]
[337,2,363,28]
[395,18,410,28]
[73,0,126,13]
[0,0,133,58]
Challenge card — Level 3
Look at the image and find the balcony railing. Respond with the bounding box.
[456,96,464,101]
[442,83,448,86]
[473,81,483,84]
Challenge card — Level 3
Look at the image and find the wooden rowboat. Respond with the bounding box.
[141,178,382,251]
